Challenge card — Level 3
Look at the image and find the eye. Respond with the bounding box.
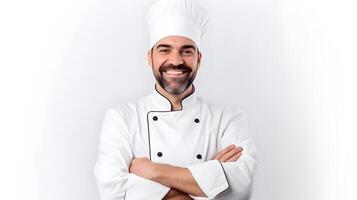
[182,50,194,56]
[159,49,169,54]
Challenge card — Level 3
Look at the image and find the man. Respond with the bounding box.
[94,0,257,199]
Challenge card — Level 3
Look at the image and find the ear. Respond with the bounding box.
[147,49,153,68]
[197,51,202,69]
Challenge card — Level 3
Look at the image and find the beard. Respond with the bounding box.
[153,63,197,94]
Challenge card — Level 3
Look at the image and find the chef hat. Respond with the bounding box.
[146,0,208,50]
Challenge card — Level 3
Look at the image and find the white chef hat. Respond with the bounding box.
[146,0,208,50]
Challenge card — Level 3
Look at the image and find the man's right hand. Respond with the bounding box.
[213,144,243,162]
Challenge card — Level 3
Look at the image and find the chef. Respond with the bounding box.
[94,0,257,199]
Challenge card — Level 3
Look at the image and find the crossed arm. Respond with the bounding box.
[129,144,244,199]
[95,109,257,200]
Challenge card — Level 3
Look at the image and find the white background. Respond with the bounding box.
[0,0,356,199]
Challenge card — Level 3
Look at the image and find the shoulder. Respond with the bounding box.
[104,93,154,118]
[199,97,247,121]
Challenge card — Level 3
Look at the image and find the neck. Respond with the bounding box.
[155,83,194,111]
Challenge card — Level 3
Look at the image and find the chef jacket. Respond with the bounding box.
[94,85,257,200]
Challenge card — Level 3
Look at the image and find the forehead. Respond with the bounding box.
[154,35,197,49]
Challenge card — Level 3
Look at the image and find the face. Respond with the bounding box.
[148,36,202,94]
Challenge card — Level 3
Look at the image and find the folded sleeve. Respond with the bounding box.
[187,109,258,200]
[187,160,229,199]
[94,109,170,200]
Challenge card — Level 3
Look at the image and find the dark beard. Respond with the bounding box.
[154,63,196,94]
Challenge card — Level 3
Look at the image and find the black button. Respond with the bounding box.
[153,116,158,121]
[194,118,200,123]
[196,154,202,159]
[157,152,163,157]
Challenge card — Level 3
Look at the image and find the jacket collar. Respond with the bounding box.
[151,83,198,111]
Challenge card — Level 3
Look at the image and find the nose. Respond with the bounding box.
[168,50,184,66]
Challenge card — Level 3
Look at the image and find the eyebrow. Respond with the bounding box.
[180,45,196,51]
[155,44,197,51]
[156,44,172,49]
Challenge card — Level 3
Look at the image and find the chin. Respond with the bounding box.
[165,84,189,94]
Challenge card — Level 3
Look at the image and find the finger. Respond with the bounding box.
[219,148,240,162]
[213,144,236,160]
[219,147,243,162]
[226,152,242,162]
[214,145,241,160]
[214,145,234,160]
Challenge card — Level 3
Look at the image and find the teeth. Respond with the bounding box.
[165,70,184,75]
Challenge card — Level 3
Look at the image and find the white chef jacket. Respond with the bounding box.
[94,85,257,200]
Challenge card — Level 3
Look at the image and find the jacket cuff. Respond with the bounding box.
[188,194,215,200]
[125,173,170,200]
[187,160,229,199]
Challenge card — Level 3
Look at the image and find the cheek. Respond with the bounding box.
[153,57,166,69]
[186,58,199,69]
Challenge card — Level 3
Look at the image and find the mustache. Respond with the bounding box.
[159,63,192,73]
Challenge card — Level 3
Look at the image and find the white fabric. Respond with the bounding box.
[146,0,208,49]
[125,173,170,200]
[94,84,257,199]
[94,109,170,200]
[187,160,228,199]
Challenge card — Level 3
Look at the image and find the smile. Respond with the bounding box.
[164,70,188,76]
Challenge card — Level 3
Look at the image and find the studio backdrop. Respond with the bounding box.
[0,0,356,200]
